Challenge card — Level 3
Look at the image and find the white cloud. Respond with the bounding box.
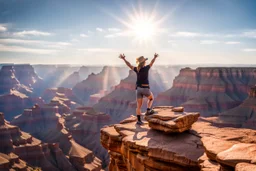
[78,48,116,52]
[200,40,219,44]
[170,32,200,37]
[13,30,52,37]
[242,30,256,38]
[0,25,7,32]
[104,31,132,38]
[0,39,71,49]
[0,44,56,54]
[80,34,88,38]
[243,48,256,52]
[225,41,241,45]
[108,28,121,32]
[96,28,104,32]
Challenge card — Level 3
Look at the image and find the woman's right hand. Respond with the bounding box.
[119,54,125,59]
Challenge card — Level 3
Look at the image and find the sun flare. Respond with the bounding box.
[131,16,156,41]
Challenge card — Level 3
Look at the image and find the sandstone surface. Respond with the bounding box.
[101,106,256,171]
[144,106,200,133]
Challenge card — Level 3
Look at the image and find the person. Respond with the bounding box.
[119,53,159,125]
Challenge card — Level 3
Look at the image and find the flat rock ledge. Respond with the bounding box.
[144,106,200,133]
[101,106,256,171]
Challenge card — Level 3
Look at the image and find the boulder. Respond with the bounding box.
[201,137,235,161]
[144,106,200,133]
[217,143,256,168]
[235,163,256,171]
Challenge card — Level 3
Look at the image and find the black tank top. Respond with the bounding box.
[134,65,150,88]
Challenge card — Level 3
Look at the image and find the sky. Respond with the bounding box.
[0,0,256,65]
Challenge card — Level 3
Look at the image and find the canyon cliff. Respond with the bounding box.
[101,106,256,171]
[0,112,79,171]
[0,89,44,121]
[42,87,84,109]
[11,104,102,170]
[156,67,256,116]
[64,107,112,169]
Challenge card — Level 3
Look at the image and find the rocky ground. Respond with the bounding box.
[101,106,256,171]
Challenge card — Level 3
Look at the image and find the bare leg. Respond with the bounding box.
[147,93,154,109]
[136,98,143,116]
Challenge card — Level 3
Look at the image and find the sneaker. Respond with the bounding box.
[136,121,144,125]
[145,109,155,116]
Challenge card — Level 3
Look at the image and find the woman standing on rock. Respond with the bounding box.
[119,53,159,125]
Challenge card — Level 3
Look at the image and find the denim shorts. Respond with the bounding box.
[136,87,152,99]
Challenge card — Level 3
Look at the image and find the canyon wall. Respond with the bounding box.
[64,106,112,169]
[202,85,256,129]
[0,89,44,121]
[156,67,256,116]
[11,104,102,170]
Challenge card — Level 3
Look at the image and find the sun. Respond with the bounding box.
[131,16,156,41]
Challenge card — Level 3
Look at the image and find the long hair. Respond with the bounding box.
[137,61,145,72]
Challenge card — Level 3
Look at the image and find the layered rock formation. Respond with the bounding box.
[0,152,34,171]
[0,112,74,170]
[11,104,102,170]
[73,66,128,104]
[156,67,256,116]
[64,107,112,168]
[203,85,256,128]
[0,89,44,121]
[0,65,33,95]
[101,106,256,171]
[42,87,84,110]
[13,64,43,88]
[93,70,166,122]
[144,106,200,133]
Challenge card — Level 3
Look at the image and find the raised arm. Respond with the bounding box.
[149,53,159,67]
[119,54,134,70]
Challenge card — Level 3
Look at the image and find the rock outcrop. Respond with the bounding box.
[0,89,44,121]
[11,104,102,170]
[64,107,112,169]
[156,67,256,116]
[93,70,166,122]
[42,87,84,110]
[13,64,42,88]
[73,66,128,104]
[144,106,200,133]
[101,106,256,171]
[0,112,74,170]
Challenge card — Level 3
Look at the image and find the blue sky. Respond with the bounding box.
[0,0,256,65]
